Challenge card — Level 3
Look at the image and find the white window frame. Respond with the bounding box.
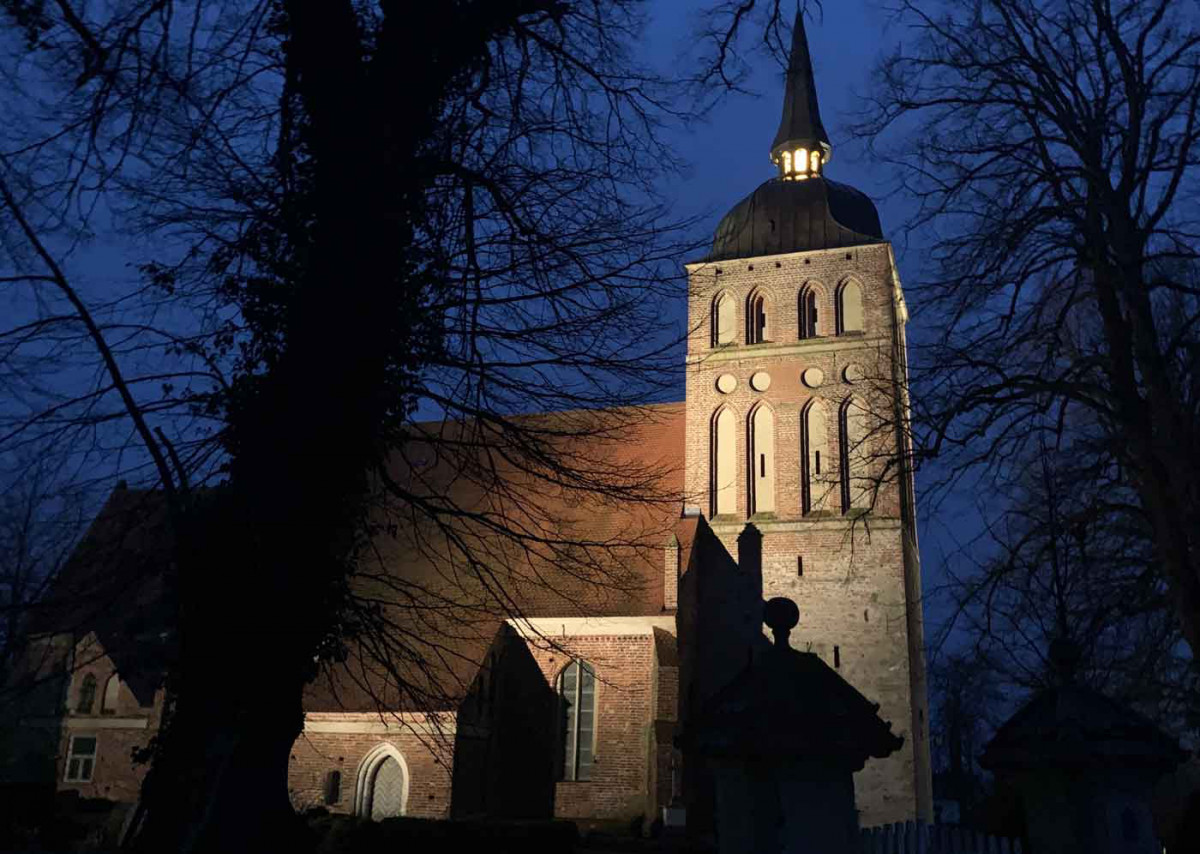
[64,734,98,783]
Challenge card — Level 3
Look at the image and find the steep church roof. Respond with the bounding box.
[42,403,691,715]
[707,10,883,262]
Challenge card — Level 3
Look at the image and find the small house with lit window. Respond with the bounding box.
[6,10,933,834]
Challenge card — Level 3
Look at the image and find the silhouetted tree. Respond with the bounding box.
[934,446,1199,737]
[857,0,1200,656]
[0,1,710,850]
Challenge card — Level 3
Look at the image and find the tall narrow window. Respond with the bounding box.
[747,292,769,344]
[64,735,97,782]
[840,397,870,512]
[324,770,342,806]
[558,660,596,782]
[838,279,864,334]
[799,287,823,339]
[803,400,831,514]
[713,292,735,347]
[101,675,120,714]
[750,405,776,515]
[76,673,96,714]
[712,408,737,517]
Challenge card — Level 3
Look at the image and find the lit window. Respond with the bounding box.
[782,151,792,174]
[713,293,735,346]
[76,673,96,714]
[810,150,821,175]
[750,405,776,515]
[803,399,831,513]
[65,735,97,782]
[712,408,737,517]
[838,280,864,334]
[840,397,870,512]
[101,675,120,714]
[558,660,596,782]
[796,148,807,176]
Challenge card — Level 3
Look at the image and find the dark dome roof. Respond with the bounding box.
[707,177,883,262]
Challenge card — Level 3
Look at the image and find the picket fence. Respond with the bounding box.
[860,822,1022,854]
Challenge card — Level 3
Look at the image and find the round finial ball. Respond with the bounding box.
[763,597,800,633]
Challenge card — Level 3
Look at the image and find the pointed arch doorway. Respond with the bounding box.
[354,743,410,820]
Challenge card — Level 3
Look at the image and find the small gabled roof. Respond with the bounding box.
[981,682,1185,772]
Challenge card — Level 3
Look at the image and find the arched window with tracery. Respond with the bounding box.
[101,674,120,714]
[749,404,776,515]
[799,284,826,339]
[747,290,770,344]
[75,673,97,714]
[802,400,832,514]
[840,397,870,512]
[712,292,735,347]
[838,279,864,334]
[711,407,737,517]
[558,659,596,782]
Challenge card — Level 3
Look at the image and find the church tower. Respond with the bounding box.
[683,11,933,824]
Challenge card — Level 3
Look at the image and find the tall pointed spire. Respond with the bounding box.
[770,8,831,179]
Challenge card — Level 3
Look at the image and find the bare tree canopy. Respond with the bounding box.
[855,0,1200,653]
[0,1,726,850]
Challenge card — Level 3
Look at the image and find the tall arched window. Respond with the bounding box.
[840,397,870,512]
[354,744,409,820]
[802,400,832,514]
[75,673,97,714]
[712,292,735,347]
[747,290,770,344]
[749,405,776,515]
[101,674,120,714]
[712,407,737,517]
[838,279,864,334]
[799,285,825,339]
[558,660,596,782]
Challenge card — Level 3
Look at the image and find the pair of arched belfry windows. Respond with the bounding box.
[711,398,872,517]
[711,281,864,347]
[712,405,775,515]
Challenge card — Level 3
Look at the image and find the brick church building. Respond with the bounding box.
[11,13,932,834]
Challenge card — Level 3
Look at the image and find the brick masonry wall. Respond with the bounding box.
[684,243,932,826]
[288,727,453,819]
[56,639,161,803]
[523,632,658,823]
